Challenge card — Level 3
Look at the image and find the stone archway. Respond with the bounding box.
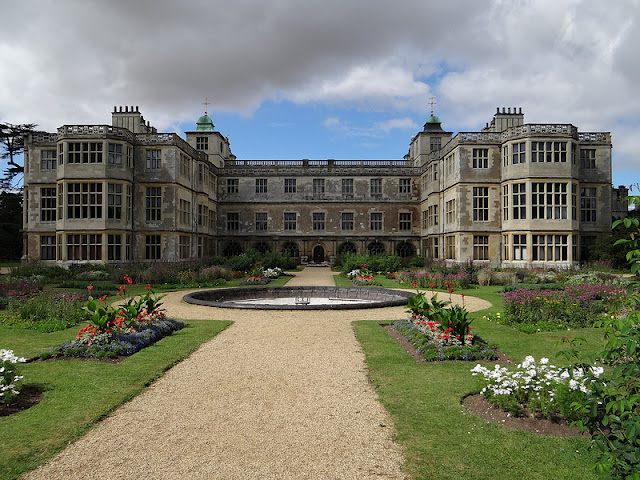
[313,245,325,263]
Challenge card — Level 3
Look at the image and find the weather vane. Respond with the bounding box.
[429,97,437,116]
[203,97,210,115]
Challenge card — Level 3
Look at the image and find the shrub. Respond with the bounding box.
[0,349,26,405]
[2,290,88,332]
[502,284,629,331]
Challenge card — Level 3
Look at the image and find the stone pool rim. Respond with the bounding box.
[182,286,412,310]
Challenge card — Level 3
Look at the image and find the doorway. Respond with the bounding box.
[313,245,325,263]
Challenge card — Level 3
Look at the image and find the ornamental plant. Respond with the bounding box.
[246,262,265,284]
[557,185,640,479]
[80,276,166,345]
[471,356,602,420]
[0,349,26,405]
[502,284,629,331]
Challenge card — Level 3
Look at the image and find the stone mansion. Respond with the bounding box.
[22,105,621,267]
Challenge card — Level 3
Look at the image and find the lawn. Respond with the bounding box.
[353,284,606,480]
[1,278,611,479]
[0,318,231,480]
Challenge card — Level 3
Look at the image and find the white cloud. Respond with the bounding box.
[287,61,432,111]
[0,0,638,183]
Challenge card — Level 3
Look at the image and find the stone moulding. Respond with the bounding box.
[183,286,412,310]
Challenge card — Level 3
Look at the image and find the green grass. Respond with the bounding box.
[352,284,608,479]
[354,321,599,479]
[0,318,231,480]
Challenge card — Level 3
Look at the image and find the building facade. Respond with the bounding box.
[22,105,617,267]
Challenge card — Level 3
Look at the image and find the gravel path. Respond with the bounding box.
[22,268,489,479]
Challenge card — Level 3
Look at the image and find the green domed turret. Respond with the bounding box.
[196,114,215,132]
[425,114,441,124]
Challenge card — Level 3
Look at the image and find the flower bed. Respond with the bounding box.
[40,276,184,360]
[393,318,498,361]
[502,284,630,331]
[396,289,498,362]
[346,264,377,286]
[471,356,602,421]
[42,318,185,360]
[398,270,471,290]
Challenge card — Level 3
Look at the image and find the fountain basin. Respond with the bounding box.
[182,286,412,310]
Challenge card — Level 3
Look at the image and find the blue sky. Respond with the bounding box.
[1,0,638,188]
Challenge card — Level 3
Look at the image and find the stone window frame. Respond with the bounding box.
[472,186,489,222]
[312,212,325,231]
[473,235,489,261]
[398,178,411,194]
[67,182,103,219]
[370,211,383,231]
[107,183,122,220]
[178,198,191,225]
[512,183,526,220]
[341,178,354,195]
[41,150,57,170]
[580,187,597,222]
[580,149,596,169]
[531,182,568,220]
[284,212,297,231]
[196,137,209,151]
[444,235,456,260]
[107,233,122,261]
[40,187,56,222]
[312,178,325,195]
[255,212,268,231]
[227,178,239,194]
[67,233,102,261]
[108,143,122,164]
[341,212,354,231]
[399,212,412,231]
[145,186,162,222]
[370,178,382,195]
[146,149,162,169]
[227,212,240,231]
[284,178,297,194]
[513,234,527,261]
[472,148,489,168]
[511,142,526,164]
[145,234,161,260]
[255,178,268,194]
[179,235,191,259]
[40,235,56,260]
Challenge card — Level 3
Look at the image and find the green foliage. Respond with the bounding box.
[2,291,87,332]
[0,192,22,260]
[336,252,402,275]
[558,186,640,479]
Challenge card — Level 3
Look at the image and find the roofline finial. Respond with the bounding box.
[203,97,210,116]
[429,96,437,116]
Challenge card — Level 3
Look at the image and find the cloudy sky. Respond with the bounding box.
[1,0,638,187]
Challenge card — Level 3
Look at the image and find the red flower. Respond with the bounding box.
[411,281,417,287]
[87,285,93,292]
[100,295,107,302]
[145,284,152,290]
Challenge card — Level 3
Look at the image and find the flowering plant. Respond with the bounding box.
[1,349,26,405]
[471,356,603,420]
[347,266,376,286]
[80,276,166,345]
[245,262,265,284]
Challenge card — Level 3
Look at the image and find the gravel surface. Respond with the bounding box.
[22,268,489,479]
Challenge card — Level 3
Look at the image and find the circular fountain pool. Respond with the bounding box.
[183,286,412,310]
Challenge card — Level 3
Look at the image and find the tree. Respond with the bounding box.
[0,122,37,188]
[0,191,22,260]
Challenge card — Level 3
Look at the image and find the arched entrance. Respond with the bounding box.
[313,245,325,263]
